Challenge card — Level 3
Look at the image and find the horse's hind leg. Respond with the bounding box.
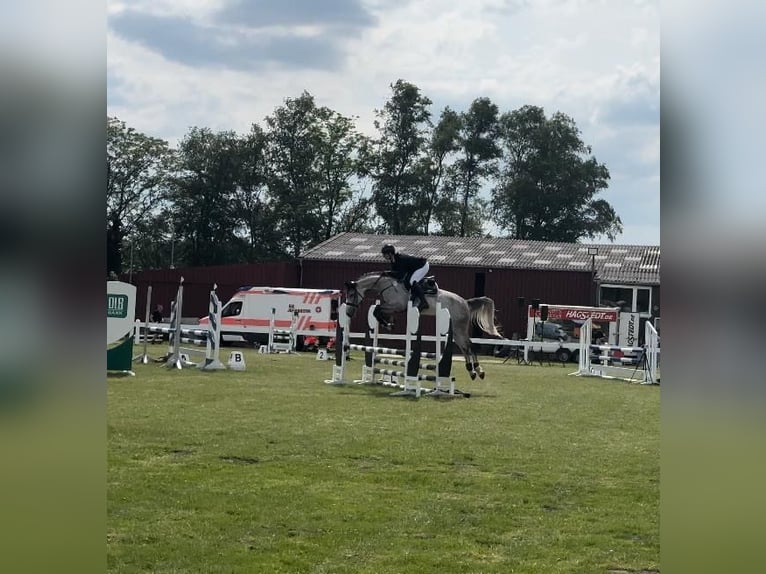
[461,348,485,380]
[474,354,485,379]
[467,349,485,380]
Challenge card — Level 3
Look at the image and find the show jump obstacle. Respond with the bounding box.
[571,318,660,384]
[325,300,467,398]
[262,308,297,354]
[134,278,228,370]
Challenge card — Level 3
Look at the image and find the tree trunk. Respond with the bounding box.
[106,218,123,277]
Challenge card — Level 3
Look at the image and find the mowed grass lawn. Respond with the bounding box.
[108,348,659,574]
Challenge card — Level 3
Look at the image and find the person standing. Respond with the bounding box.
[150,304,164,323]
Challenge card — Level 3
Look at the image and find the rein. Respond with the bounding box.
[346,272,400,310]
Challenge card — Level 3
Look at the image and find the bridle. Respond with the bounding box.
[344,273,398,311]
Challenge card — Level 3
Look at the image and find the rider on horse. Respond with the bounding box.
[380,244,430,311]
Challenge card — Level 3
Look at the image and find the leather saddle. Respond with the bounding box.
[420,276,438,295]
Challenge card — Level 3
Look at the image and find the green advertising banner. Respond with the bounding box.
[107,281,136,373]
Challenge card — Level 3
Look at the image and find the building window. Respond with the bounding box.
[636,288,651,314]
[600,285,652,316]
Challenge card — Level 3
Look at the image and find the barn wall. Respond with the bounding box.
[125,262,300,320]
[483,269,593,338]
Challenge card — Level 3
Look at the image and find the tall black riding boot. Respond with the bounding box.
[411,282,429,311]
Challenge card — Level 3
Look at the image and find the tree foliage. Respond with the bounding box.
[369,80,433,235]
[107,117,175,275]
[491,105,622,242]
[442,97,501,237]
[170,127,247,266]
[107,84,627,275]
[415,106,461,234]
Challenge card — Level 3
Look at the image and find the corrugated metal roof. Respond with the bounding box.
[301,233,660,286]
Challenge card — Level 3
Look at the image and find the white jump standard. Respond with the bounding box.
[571,318,660,384]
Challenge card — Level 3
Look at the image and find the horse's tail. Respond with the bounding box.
[466,297,503,338]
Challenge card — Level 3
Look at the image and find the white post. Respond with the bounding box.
[134,285,152,364]
[402,302,422,398]
[289,311,297,353]
[571,318,592,377]
[356,303,381,385]
[268,307,275,354]
[433,302,454,395]
[324,303,349,385]
[644,321,660,384]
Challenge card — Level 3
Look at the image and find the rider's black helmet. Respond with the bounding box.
[381,244,396,255]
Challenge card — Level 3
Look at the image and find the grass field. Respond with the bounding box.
[108,347,659,573]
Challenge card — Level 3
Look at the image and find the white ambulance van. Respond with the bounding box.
[199,286,342,349]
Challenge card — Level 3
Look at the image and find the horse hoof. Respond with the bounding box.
[470,372,477,380]
[478,371,485,380]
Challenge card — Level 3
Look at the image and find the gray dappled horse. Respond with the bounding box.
[344,272,503,380]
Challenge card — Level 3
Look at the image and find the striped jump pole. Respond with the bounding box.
[199,284,226,370]
[355,300,391,386]
[164,278,188,369]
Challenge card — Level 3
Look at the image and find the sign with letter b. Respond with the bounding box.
[228,351,246,371]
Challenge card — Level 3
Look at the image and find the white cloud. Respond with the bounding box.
[107,0,660,244]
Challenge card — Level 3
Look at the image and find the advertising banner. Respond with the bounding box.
[108,281,136,372]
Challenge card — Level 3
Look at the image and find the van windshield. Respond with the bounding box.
[221,301,243,317]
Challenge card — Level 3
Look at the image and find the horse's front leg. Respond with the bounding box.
[373,305,394,331]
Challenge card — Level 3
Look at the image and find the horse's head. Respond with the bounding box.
[343,280,363,317]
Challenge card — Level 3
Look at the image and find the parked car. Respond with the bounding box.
[534,322,570,342]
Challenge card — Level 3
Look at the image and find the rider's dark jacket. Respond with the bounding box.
[389,252,427,287]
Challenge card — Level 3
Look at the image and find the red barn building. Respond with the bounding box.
[299,233,660,341]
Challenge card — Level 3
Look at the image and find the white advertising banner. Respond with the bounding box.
[619,312,640,347]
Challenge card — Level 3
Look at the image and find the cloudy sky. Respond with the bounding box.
[107,0,660,246]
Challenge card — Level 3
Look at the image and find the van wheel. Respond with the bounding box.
[555,348,572,363]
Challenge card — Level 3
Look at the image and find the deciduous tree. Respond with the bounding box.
[491,105,622,242]
[369,80,432,235]
[107,117,174,275]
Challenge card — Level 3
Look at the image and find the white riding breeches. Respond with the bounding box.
[410,262,429,285]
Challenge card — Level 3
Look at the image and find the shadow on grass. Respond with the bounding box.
[328,384,497,399]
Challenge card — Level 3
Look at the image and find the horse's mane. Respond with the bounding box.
[358,270,394,280]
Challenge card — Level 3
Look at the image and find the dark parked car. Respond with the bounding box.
[534,322,570,342]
